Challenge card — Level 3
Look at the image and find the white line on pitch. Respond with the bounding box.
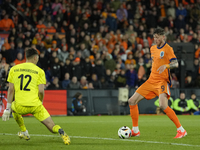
[0,133,199,147]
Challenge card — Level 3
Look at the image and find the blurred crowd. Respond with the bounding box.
[0,0,200,90]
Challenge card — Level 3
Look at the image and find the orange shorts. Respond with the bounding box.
[136,79,170,100]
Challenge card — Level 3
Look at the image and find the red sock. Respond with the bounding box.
[164,106,181,128]
[129,105,139,127]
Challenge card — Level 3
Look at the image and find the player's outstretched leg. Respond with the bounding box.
[52,125,71,145]
[42,117,71,145]
[12,112,30,140]
[160,93,187,139]
[163,106,187,138]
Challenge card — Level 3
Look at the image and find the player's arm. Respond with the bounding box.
[157,59,178,74]
[38,84,45,102]
[2,82,14,121]
[166,59,179,69]
[7,82,15,104]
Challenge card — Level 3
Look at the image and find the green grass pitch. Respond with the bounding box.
[0,115,199,150]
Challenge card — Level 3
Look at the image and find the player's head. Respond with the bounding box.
[25,48,39,64]
[153,28,165,47]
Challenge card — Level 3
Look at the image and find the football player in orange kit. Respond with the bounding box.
[129,28,187,138]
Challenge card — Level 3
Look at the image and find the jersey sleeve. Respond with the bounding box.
[167,47,177,62]
[7,67,14,83]
[37,69,46,85]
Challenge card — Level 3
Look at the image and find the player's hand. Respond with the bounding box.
[157,65,167,74]
[2,108,11,121]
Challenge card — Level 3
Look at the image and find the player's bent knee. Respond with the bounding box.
[159,104,168,110]
[128,92,144,105]
[128,96,139,105]
[128,96,133,104]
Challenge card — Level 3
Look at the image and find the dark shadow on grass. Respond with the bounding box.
[0,138,62,146]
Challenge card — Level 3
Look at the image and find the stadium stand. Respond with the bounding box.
[0,0,200,91]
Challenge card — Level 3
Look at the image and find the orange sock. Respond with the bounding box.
[164,106,181,128]
[129,105,139,127]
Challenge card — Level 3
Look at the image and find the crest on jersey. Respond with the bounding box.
[160,51,164,59]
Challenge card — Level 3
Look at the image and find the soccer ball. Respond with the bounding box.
[118,126,131,139]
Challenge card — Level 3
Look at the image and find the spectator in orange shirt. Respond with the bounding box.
[178,28,185,41]
[107,43,114,54]
[135,57,147,80]
[0,14,15,31]
[125,53,136,65]
[120,34,128,51]
[89,55,95,67]
[47,40,61,54]
[14,52,26,65]
[195,44,200,59]
[2,38,11,50]
[36,20,46,32]
[91,45,99,56]
[46,22,56,33]
[26,0,32,8]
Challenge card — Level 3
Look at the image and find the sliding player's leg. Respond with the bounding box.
[128,92,144,137]
[159,93,187,138]
[11,102,30,140]
[42,117,71,145]
[34,105,71,145]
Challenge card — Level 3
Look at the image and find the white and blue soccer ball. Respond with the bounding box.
[118,126,131,139]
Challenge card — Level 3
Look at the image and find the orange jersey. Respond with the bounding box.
[14,59,26,65]
[149,42,176,84]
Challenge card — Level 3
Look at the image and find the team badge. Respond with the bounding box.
[160,51,164,59]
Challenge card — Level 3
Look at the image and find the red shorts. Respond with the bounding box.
[136,79,170,100]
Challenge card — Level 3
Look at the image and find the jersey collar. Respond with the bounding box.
[157,42,166,49]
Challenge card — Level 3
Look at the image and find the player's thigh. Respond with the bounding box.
[135,80,157,100]
[33,105,50,122]
[159,93,168,110]
[128,92,144,105]
[158,81,170,110]
[158,81,170,98]
[11,101,29,115]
